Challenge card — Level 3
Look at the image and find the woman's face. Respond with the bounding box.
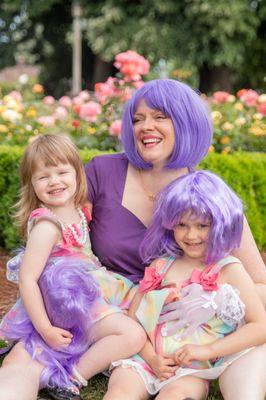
[133,99,175,168]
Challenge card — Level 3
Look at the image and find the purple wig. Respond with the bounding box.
[1,255,99,389]
[121,79,213,169]
[140,170,243,265]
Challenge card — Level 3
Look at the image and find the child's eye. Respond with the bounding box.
[199,223,210,229]
[59,171,68,175]
[39,176,48,180]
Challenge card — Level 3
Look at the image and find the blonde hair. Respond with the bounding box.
[15,134,88,236]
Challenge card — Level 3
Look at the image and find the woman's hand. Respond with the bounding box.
[41,326,73,349]
[149,353,178,381]
[174,344,213,367]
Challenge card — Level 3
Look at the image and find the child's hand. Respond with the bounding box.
[174,344,213,367]
[42,326,73,349]
[150,353,178,381]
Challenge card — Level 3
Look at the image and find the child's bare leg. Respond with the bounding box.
[75,313,146,380]
[103,366,149,400]
[219,344,266,400]
[0,343,44,400]
[155,375,206,400]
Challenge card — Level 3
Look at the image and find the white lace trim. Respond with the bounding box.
[217,283,245,326]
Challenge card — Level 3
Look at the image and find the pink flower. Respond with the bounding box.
[257,103,266,116]
[133,80,145,89]
[240,89,259,107]
[78,101,102,122]
[95,77,117,104]
[37,115,55,127]
[72,95,84,105]
[9,90,22,102]
[213,91,231,104]
[114,50,150,81]
[43,96,55,105]
[59,96,72,108]
[189,266,219,291]
[109,119,122,137]
[139,267,165,293]
[54,106,68,120]
[79,90,90,101]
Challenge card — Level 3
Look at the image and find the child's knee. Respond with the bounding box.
[127,324,146,352]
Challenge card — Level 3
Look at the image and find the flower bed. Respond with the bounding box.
[0,51,265,153]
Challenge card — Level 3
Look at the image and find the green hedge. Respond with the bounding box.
[0,145,265,251]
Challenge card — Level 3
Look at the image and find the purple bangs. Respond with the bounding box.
[140,170,243,265]
[121,79,213,169]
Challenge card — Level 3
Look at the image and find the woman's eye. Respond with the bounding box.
[156,115,166,120]
[199,224,210,229]
[177,223,186,228]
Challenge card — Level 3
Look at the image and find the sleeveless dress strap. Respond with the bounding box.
[210,255,241,274]
[160,256,176,274]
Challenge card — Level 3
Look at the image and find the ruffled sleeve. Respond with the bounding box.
[27,208,62,235]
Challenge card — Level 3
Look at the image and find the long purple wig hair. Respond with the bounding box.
[121,79,213,170]
[140,170,243,265]
[1,255,99,388]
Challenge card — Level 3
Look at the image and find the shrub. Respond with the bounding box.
[0,146,265,251]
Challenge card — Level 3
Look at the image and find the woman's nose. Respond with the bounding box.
[141,116,155,131]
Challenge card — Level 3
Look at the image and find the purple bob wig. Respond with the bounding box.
[1,255,99,389]
[140,170,243,265]
[121,79,213,169]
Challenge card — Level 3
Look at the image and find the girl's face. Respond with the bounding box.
[31,161,77,210]
[173,212,211,261]
[133,99,175,168]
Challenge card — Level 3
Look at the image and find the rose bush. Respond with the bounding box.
[0,50,265,153]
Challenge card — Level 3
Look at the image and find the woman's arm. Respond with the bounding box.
[19,221,72,348]
[232,217,266,283]
[175,262,266,365]
[232,217,266,307]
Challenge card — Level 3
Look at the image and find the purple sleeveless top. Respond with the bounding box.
[85,153,147,283]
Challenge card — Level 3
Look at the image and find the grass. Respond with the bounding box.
[1,353,223,399]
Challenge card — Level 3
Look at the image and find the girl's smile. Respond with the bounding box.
[31,161,77,209]
[174,213,211,261]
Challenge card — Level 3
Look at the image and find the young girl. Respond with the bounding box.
[0,134,145,399]
[109,170,266,400]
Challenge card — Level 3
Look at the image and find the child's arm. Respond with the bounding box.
[19,220,73,349]
[174,262,266,366]
[128,269,178,380]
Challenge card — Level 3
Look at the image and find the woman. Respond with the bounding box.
[0,79,265,400]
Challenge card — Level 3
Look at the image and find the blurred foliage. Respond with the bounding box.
[0,0,265,94]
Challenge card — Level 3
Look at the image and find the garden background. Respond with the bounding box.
[0,1,265,399]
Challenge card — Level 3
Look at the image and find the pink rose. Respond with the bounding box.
[213,91,231,104]
[54,106,68,120]
[257,103,266,116]
[78,101,102,122]
[59,96,72,108]
[240,89,259,107]
[37,115,55,127]
[109,119,122,137]
[139,267,165,293]
[95,77,118,104]
[9,90,22,102]
[114,50,150,81]
[79,90,90,101]
[43,96,55,105]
